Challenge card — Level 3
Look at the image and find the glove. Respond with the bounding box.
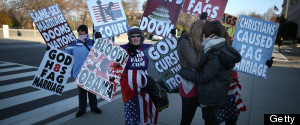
[127,44,139,57]
[266,57,274,68]
[94,32,102,39]
[46,46,51,51]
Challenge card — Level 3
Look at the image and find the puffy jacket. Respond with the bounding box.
[63,35,94,78]
[179,38,241,107]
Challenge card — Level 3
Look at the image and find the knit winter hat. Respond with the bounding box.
[170,28,176,36]
[78,24,88,34]
[127,26,145,45]
[200,12,208,20]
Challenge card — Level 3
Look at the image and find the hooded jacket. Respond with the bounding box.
[179,37,241,107]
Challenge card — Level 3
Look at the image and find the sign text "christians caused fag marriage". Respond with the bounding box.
[232,15,278,78]
[30,4,76,49]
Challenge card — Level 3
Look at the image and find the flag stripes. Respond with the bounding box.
[92,2,121,22]
[122,69,158,124]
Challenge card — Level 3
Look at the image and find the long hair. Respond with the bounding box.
[202,20,230,44]
[188,20,206,53]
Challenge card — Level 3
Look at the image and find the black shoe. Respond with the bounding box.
[76,111,86,117]
[91,108,102,114]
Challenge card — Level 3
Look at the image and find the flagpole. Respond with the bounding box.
[285,0,289,19]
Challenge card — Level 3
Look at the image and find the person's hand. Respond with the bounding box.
[202,34,215,46]
[203,34,215,40]
[95,32,102,39]
[46,46,51,51]
[127,45,138,57]
[266,57,274,68]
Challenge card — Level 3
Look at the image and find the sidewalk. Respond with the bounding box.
[52,47,300,125]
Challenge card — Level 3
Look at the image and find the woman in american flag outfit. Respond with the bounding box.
[120,26,158,125]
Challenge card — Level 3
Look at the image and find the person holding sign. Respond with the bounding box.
[64,24,102,117]
[177,19,206,125]
[179,20,241,125]
[120,27,158,125]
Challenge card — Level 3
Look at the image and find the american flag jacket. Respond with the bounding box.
[120,43,158,125]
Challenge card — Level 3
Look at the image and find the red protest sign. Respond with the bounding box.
[29,4,76,49]
[75,38,129,102]
[181,0,228,20]
[140,0,183,38]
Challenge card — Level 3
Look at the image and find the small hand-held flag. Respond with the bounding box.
[274,5,279,11]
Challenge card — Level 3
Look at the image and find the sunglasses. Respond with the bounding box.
[77,29,85,32]
[131,35,141,38]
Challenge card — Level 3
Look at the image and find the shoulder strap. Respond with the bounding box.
[78,40,91,51]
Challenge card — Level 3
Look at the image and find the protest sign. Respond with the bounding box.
[182,0,228,20]
[29,4,76,49]
[140,0,183,38]
[75,38,129,102]
[221,13,238,37]
[86,0,129,38]
[32,47,74,95]
[232,15,279,78]
[144,37,181,91]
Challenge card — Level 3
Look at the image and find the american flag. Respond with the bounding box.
[274,5,279,11]
[92,2,122,23]
[217,71,246,123]
[120,70,158,125]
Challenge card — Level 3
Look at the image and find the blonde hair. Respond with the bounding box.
[188,20,206,53]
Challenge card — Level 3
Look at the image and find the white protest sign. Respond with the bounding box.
[86,0,129,38]
[232,15,279,78]
[29,4,76,49]
[32,47,74,95]
[75,38,129,102]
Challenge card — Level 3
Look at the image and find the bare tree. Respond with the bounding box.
[128,0,139,12]
[237,11,263,19]
[263,7,276,21]
[0,0,8,13]
[142,0,146,11]
[1,0,87,29]
[177,12,197,31]
[248,12,263,19]
[122,0,140,27]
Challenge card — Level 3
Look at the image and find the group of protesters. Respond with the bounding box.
[61,11,278,125]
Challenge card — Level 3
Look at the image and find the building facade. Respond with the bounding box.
[282,0,300,38]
